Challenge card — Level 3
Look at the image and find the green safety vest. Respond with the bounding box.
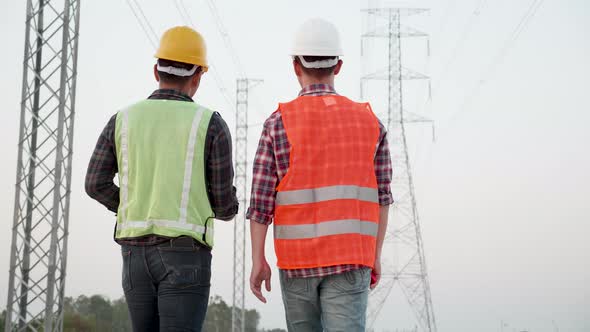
[114,99,215,247]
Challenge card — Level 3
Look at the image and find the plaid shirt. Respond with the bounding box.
[246,84,393,278]
[85,89,238,246]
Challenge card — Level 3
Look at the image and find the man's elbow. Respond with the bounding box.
[215,211,237,221]
[214,204,239,221]
[84,177,98,199]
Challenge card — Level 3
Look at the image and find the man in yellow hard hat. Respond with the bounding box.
[85,26,238,331]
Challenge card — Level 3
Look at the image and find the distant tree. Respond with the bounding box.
[2,294,285,332]
[62,295,130,332]
[244,308,260,332]
[0,310,5,332]
[0,311,44,332]
[63,309,93,332]
[111,297,132,332]
[202,296,262,332]
[70,294,113,331]
[203,295,232,332]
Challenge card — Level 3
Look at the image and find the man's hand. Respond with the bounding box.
[370,258,381,290]
[250,258,272,303]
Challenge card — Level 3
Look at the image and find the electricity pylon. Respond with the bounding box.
[361,7,437,332]
[232,78,262,332]
[5,0,81,331]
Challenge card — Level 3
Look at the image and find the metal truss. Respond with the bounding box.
[5,0,81,331]
[361,7,437,332]
[232,78,262,332]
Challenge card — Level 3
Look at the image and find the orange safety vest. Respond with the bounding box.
[274,95,381,270]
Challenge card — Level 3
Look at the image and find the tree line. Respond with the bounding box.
[0,295,286,332]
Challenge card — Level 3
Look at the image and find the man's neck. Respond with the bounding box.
[299,76,335,89]
[158,83,190,95]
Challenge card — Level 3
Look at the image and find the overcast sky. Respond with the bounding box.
[0,0,589,331]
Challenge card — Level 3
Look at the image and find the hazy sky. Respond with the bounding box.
[0,0,589,331]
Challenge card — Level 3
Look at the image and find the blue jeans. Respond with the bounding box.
[121,237,211,332]
[279,268,371,332]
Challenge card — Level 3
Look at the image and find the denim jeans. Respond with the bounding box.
[121,237,212,332]
[279,267,371,332]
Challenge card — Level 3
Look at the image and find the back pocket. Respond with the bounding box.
[157,247,212,288]
[329,268,370,293]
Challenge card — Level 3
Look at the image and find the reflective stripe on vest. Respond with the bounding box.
[117,219,206,234]
[119,110,130,225]
[273,95,380,269]
[179,107,205,223]
[274,219,378,239]
[276,185,378,206]
[115,100,214,245]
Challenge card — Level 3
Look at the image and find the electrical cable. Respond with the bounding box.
[125,0,158,49]
[204,0,244,77]
[178,0,195,27]
[417,0,490,115]
[426,0,488,103]
[132,0,158,41]
[451,0,546,122]
[172,0,235,109]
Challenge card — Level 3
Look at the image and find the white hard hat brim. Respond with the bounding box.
[293,56,340,69]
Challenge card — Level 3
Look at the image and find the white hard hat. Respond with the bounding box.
[291,18,343,57]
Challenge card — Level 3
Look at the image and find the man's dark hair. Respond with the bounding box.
[157,59,201,85]
[294,56,338,78]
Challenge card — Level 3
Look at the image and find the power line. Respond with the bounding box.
[125,0,158,49]
[209,69,236,110]
[452,0,545,121]
[205,0,244,77]
[432,0,488,94]
[479,0,544,83]
[174,0,195,27]
[172,1,235,109]
[132,0,158,40]
[202,0,269,119]
[173,0,188,24]
[418,0,489,115]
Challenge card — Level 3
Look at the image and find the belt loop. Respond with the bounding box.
[169,238,174,247]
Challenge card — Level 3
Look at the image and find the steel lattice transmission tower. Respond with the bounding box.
[5,0,81,331]
[232,78,262,332]
[361,7,437,332]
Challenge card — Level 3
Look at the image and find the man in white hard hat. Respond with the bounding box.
[85,26,238,331]
[247,18,393,331]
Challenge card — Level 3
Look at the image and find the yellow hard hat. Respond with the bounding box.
[154,26,208,72]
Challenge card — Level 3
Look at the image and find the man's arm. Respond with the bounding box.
[372,123,394,289]
[247,116,280,302]
[85,115,120,212]
[375,205,390,260]
[372,205,389,289]
[206,113,238,221]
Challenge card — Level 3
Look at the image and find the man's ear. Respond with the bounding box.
[191,69,203,86]
[333,59,343,76]
[293,59,303,77]
[154,64,160,82]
